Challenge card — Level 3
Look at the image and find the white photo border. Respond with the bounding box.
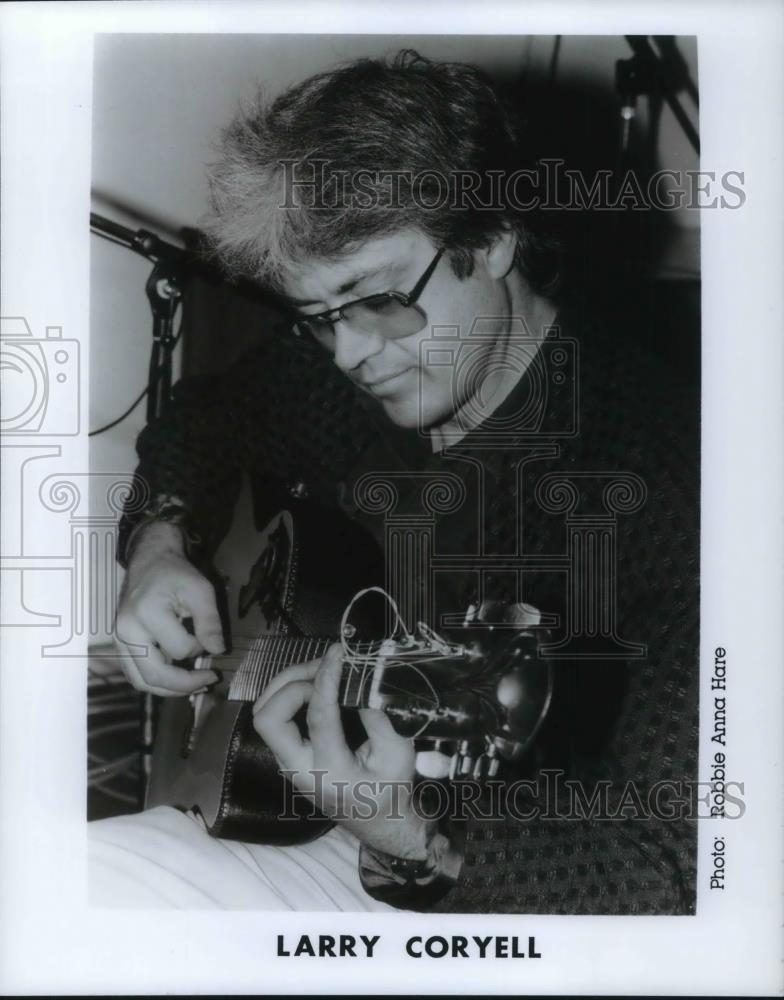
[0,1,782,995]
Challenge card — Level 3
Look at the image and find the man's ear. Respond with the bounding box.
[483,228,518,279]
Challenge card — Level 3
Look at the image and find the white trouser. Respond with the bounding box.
[88,806,394,911]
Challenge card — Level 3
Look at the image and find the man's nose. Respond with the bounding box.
[332,319,385,373]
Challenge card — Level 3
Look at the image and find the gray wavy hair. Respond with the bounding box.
[202,50,560,294]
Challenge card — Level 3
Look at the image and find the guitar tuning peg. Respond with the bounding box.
[459,755,474,775]
[448,752,473,779]
[468,742,503,781]
[448,740,488,782]
[471,754,498,780]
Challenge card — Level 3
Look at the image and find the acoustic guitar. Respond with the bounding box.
[146,487,553,844]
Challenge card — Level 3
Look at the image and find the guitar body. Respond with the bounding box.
[147,695,303,843]
[146,485,384,844]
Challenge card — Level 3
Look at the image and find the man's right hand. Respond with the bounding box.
[114,521,224,696]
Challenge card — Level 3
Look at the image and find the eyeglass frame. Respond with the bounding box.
[290,247,445,342]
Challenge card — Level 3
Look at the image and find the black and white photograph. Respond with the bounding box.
[87,30,704,915]
[0,2,782,996]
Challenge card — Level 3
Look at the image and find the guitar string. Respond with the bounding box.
[244,635,264,701]
[229,661,444,713]
[224,595,454,711]
[227,639,443,708]
[230,639,448,685]
[229,635,375,702]
[240,635,257,700]
[245,634,265,700]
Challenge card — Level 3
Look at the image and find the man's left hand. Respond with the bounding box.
[252,643,430,860]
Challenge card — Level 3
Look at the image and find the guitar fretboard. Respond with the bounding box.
[224,635,378,708]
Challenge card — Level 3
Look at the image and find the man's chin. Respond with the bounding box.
[378,397,434,432]
[380,400,459,440]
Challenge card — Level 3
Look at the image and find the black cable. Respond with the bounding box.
[88,384,150,438]
[88,312,183,437]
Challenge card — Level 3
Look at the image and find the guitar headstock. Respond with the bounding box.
[349,604,554,778]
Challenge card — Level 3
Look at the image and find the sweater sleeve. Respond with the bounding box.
[117,332,378,565]
[118,359,256,565]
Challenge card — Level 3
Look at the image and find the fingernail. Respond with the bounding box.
[208,669,223,688]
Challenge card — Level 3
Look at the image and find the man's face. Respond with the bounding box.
[281,230,515,430]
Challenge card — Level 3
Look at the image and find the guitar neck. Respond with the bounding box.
[212,635,378,708]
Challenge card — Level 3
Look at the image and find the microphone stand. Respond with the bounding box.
[90,211,290,421]
[616,35,700,165]
[90,212,209,790]
[613,37,700,283]
[90,212,201,421]
[144,261,180,422]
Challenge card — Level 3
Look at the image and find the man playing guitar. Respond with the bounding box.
[94,51,700,914]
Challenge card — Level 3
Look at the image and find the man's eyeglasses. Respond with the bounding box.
[291,249,444,344]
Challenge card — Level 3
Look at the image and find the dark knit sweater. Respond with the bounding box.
[120,300,700,915]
